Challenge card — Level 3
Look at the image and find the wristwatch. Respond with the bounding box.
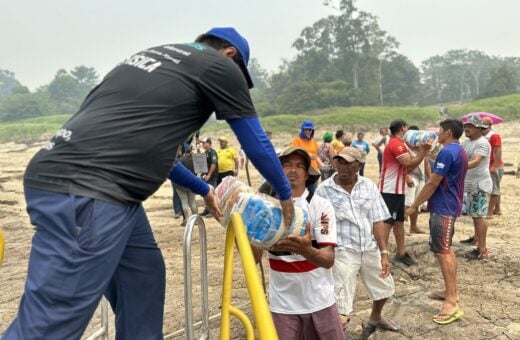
[380,250,389,256]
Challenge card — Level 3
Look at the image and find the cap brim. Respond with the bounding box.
[334,155,357,163]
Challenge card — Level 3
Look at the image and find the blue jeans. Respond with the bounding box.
[5,187,165,339]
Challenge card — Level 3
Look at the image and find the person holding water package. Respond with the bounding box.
[5,27,294,339]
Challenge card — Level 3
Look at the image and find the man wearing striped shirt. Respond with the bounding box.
[316,147,400,335]
[255,147,344,339]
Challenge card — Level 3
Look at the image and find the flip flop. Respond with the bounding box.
[366,318,400,332]
[433,309,464,325]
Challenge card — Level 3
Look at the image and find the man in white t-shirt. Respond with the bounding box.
[254,147,344,339]
[461,115,492,260]
[372,127,390,174]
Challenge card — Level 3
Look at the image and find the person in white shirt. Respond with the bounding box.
[316,147,400,337]
[254,146,344,339]
[461,115,492,260]
[372,127,390,174]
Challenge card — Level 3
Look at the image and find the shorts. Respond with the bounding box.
[466,189,490,218]
[333,248,394,315]
[405,177,425,207]
[381,193,405,224]
[429,213,455,254]
[271,304,344,340]
[491,167,504,195]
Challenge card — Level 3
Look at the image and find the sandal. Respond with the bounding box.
[433,308,464,325]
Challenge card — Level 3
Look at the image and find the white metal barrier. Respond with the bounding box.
[85,298,109,340]
[164,214,209,340]
[87,214,210,340]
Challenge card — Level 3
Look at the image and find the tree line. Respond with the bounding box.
[250,0,520,115]
[0,66,98,122]
[1,0,519,122]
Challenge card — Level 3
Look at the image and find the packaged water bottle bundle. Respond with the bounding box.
[215,176,309,249]
[403,130,438,147]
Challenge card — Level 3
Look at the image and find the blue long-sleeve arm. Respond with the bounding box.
[168,162,210,196]
[227,117,292,200]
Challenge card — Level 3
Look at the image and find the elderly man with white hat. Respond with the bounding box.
[315,147,400,337]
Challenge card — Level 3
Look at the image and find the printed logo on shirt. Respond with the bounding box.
[42,128,73,150]
[183,42,206,51]
[436,162,445,169]
[121,54,162,73]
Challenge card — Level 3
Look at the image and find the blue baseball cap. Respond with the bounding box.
[206,27,254,89]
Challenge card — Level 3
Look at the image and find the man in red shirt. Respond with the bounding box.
[482,117,503,218]
[379,119,430,266]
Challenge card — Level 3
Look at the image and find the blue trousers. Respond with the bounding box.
[4,187,165,340]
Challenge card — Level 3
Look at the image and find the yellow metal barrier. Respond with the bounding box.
[220,213,278,340]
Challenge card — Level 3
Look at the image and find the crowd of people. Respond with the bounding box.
[190,113,502,337]
[3,25,504,339]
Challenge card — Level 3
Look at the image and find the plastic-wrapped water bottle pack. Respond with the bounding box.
[215,176,308,249]
[403,130,438,147]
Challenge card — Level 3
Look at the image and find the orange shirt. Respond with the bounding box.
[291,137,320,170]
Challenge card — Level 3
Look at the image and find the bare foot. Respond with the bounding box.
[410,227,426,234]
[428,290,459,302]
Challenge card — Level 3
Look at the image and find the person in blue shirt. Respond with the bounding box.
[5,27,293,339]
[351,132,370,176]
[406,118,468,325]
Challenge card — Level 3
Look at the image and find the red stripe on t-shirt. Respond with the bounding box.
[269,258,318,273]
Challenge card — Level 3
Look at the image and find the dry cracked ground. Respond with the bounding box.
[1,123,519,339]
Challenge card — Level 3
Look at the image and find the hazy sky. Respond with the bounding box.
[2,0,519,90]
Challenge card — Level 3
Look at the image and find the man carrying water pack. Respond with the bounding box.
[5,27,293,339]
[254,147,344,339]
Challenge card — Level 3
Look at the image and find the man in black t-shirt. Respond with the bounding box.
[5,27,293,339]
[201,137,219,187]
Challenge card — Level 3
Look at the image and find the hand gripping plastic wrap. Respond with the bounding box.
[215,176,309,249]
[403,130,438,147]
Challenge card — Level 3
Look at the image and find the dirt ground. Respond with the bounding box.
[1,122,519,339]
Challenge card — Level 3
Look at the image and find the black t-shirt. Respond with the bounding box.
[24,42,256,204]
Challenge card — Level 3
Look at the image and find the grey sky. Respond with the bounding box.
[2,0,519,90]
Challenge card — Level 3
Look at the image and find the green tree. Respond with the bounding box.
[71,65,98,87]
[0,92,42,121]
[381,54,421,105]
[0,69,22,99]
[249,58,269,91]
[480,64,519,98]
[46,66,99,114]
[420,50,494,104]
